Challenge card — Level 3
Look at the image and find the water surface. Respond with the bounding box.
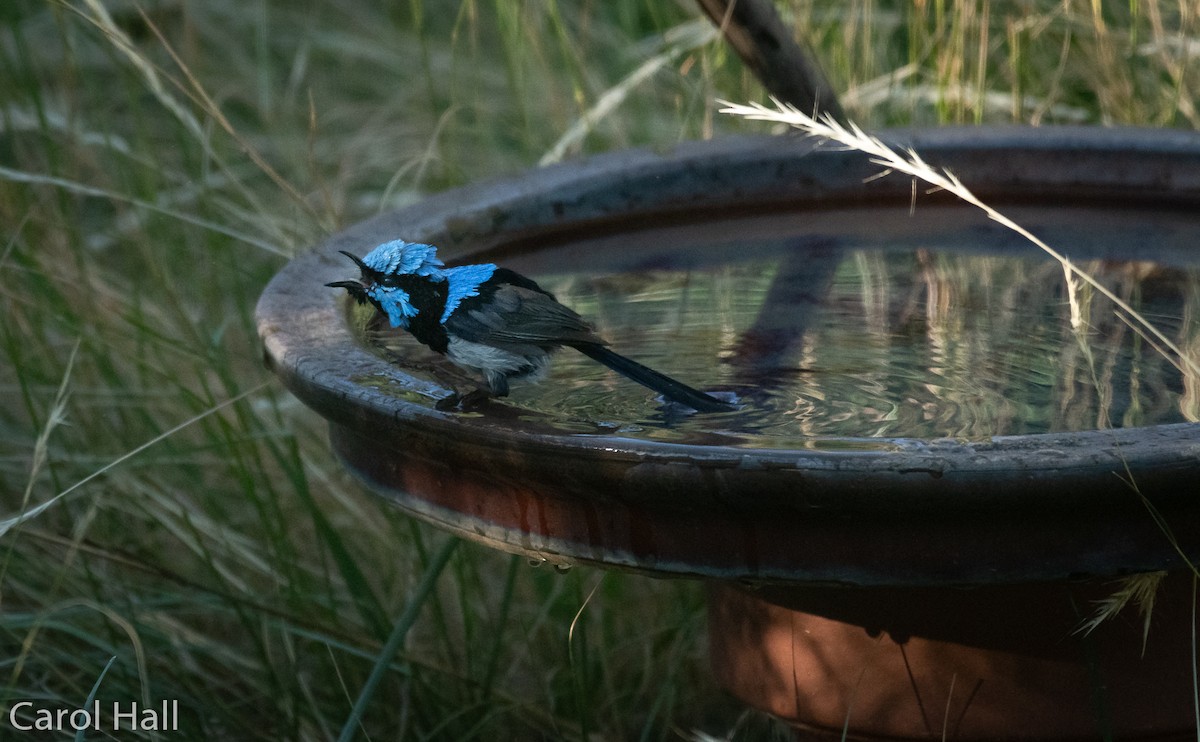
[366,204,1200,447]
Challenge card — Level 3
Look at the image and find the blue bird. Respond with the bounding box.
[326,239,734,413]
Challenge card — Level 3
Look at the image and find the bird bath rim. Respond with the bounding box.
[257,126,1200,585]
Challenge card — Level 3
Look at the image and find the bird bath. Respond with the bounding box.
[257,128,1200,739]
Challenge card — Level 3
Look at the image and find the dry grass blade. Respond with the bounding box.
[1076,572,1166,656]
[0,166,285,256]
[15,340,79,520]
[0,383,268,540]
[717,98,1200,380]
[540,20,717,166]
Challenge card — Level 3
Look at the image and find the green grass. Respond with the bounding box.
[1,0,1198,739]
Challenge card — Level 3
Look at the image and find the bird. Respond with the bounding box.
[326,239,734,413]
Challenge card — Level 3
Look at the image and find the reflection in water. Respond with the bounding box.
[364,205,1200,446]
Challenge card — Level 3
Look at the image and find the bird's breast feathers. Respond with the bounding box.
[445,336,549,380]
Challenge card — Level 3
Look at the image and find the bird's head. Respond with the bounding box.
[326,240,446,329]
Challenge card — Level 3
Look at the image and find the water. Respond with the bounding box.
[365,204,1200,447]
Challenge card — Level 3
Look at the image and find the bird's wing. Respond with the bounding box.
[446,283,604,347]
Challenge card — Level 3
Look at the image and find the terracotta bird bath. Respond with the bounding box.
[257,127,1200,739]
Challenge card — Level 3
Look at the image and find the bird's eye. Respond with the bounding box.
[379,274,403,288]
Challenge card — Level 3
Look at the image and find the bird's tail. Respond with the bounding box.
[572,343,733,413]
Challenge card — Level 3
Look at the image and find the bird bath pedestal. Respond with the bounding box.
[257,128,1200,739]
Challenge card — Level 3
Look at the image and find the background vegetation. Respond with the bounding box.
[2,0,1198,739]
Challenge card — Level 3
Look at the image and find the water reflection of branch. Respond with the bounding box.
[729,237,842,387]
[719,99,1200,381]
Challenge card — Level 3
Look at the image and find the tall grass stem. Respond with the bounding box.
[337,537,459,742]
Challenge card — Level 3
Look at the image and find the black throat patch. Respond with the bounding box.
[385,274,451,354]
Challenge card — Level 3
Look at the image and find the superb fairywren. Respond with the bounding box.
[327,239,733,413]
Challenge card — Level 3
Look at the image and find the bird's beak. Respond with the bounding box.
[337,250,371,273]
[327,251,372,292]
[325,279,365,291]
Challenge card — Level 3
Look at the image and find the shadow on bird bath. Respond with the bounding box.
[258,128,1200,739]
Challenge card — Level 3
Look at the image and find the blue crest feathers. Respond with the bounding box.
[362,240,444,278]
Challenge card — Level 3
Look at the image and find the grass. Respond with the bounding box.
[1,0,1198,739]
